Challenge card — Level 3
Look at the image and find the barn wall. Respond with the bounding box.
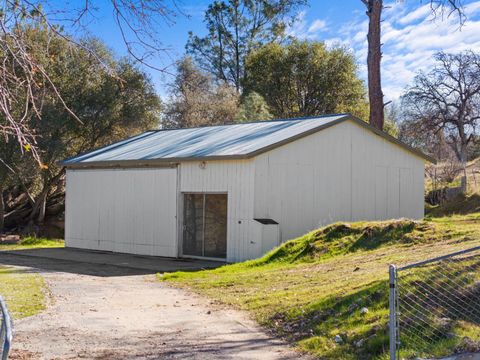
[179,160,257,262]
[65,167,178,257]
[253,120,425,244]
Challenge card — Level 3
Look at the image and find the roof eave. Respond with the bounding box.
[61,154,251,169]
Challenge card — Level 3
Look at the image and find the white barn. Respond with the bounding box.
[62,114,434,262]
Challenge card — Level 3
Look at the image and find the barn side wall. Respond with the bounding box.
[179,160,257,262]
[253,120,425,245]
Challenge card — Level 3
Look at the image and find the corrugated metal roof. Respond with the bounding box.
[62,114,435,166]
[62,114,349,165]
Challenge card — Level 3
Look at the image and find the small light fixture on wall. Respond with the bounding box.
[199,161,207,169]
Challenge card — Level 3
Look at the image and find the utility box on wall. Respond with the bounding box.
[254,218,280,255]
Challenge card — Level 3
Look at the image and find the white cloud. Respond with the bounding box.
[397,4,433,25]
[324,0,480,102]
[324,37,348,48]
[465,1,480,15]
[308,19,328,33]
[286,11,329,39]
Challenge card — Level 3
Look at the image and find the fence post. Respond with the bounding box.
[0,295,13,360]
[389,264,397,360]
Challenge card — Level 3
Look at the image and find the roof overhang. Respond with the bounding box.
[63,160,180,170]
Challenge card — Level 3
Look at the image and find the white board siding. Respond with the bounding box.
[253,120,425,244]
[179,160,255,262]
[65,168,178,257]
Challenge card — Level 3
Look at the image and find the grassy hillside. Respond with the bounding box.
[162,214,480,359]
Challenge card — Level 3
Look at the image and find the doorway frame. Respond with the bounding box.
[179,191,228,261]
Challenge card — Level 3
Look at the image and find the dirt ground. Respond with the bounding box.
[0,252,305,360]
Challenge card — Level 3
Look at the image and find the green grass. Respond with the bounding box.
[0,236,64,251]
[0,237,59,319]
[0,266,47,318]
[162,213,480,359]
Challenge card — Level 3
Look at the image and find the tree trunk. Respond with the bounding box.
[366,0,385,130]
[37,190,48,224]
[29,187,48,224]
[234,4,241,93]
[29,170,65,225]
[459,142,468,193]
[0,182,4,233]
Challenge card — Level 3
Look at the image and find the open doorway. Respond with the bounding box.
[182,193,227,259]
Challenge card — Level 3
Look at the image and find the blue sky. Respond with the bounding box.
[79,0,480,102]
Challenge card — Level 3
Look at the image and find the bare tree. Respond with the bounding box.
[360,0,465,131]
[402,51,480,190]
[0,0,178,164]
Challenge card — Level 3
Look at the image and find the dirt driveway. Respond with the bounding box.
[0,250,304,360]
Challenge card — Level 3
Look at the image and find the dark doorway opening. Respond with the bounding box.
[182,193,227,259]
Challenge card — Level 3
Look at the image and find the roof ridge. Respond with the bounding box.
[149,113,351,133]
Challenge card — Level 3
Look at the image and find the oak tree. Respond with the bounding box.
[236,92,273,122]
[243,41,369,119]
[0,28,161,230]
[402,51,480,189]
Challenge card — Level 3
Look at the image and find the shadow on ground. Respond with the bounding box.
[11,323,301,360]
[0,248,223,277]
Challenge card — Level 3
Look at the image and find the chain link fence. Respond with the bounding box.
[0,296,12,360]
[390,246,480,360]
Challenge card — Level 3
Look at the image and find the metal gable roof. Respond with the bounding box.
[61,114,435,167]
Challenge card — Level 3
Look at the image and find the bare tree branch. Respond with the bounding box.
[0,0,179,164]
[402,51,480,167]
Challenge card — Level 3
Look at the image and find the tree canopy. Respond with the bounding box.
[186,0,306,91]
[243,41,369,119]
[236,92,273,122]
[0,27,161,231]
[163,57,239,128]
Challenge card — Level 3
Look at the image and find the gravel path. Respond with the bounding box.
[3,254,304,360]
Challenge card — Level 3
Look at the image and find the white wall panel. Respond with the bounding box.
[254,120,425,245]
[66,168,178,257]
[180,160,255,262]
[375,166,388,219]
[387,167,400,219]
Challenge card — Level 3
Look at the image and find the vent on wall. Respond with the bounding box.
[254,218,279,225]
